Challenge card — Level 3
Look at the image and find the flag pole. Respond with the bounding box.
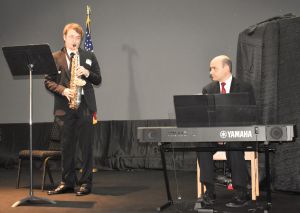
[83,5,97,173]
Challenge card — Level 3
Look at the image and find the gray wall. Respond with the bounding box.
[1,0,300,123]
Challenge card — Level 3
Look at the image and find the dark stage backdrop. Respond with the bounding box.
[0,120,294,191]
[0,120,198,172]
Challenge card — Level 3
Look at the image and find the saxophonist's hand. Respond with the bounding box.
[62,88,74,102]
[76,66,90,78]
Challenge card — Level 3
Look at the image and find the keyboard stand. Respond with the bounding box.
[156,143,273,212]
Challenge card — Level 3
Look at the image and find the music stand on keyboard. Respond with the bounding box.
[174,93,257,127]
[2,44,57,207]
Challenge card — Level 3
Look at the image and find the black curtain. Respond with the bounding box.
[0,120,197,171]
[236,14,300,192]
[0,123,52,168]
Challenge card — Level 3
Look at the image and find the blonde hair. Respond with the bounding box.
[63,23,84,38]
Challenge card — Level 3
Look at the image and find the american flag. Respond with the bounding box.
[84,6,94,52]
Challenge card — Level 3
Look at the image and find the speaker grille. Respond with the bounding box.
[266,125,286,141]
[142,128,161,142]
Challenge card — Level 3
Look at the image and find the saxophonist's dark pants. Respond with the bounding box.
[56,97,94,187]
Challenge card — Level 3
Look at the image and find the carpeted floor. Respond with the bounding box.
[0,168,299,213]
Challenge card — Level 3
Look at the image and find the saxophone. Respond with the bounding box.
[69,53,86,109]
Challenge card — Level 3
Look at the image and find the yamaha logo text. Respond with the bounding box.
[219,130,252,139]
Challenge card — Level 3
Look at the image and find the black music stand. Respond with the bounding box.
[174,93,257,127]
[2,44,57,207]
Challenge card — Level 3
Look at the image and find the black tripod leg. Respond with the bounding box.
[157,144,173,212]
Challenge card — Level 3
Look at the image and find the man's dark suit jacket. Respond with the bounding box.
[202,76,255,105]
[45,47,101,115]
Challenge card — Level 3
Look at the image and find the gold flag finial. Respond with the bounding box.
[86,5,91,27]
[87,5,91,15]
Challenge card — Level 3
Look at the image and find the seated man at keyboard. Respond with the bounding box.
[196,55,255,208]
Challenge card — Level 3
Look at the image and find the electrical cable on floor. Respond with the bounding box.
[171,143,182,200]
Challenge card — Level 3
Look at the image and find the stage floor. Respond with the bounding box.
[0,168,299,213]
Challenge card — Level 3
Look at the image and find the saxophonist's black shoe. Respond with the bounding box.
[76,184,91,196]
[47,184,74,195]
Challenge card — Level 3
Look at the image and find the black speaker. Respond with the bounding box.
[266,125,290,141]
[142,128,161,142]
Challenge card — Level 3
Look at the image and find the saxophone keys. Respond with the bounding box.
[74,78,86,86]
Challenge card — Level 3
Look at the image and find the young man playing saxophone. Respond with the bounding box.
[45,23,101,196]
